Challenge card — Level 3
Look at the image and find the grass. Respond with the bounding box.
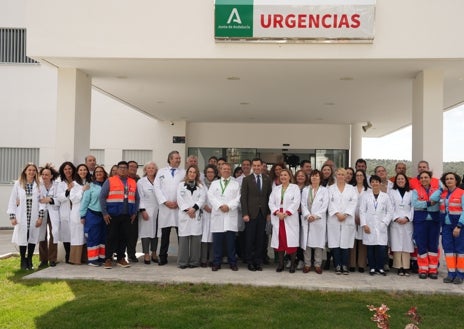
[0,256,461,329]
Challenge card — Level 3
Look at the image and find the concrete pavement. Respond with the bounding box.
[2,230,463,295]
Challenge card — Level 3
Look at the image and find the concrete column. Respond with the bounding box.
[55,68,91,165]
[350,123,363,167]
[412,69,443,176]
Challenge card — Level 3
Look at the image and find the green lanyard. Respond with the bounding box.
[220,179,229,195]
[280,185,287,205]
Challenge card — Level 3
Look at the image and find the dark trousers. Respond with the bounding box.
[213,231,237,266]
[367,245,386,271]
[413,219,440,255]
[332,247,350,268]
[126,216,139,257]
[159,226,178,261]
[105,214,130,260]
[244,211,266,266]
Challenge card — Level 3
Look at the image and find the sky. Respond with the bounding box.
[362,104,464,162]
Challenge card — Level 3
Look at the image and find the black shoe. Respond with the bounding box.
[256,265,263,271]
[247,264,256,271]
[276,264,284,272]
[212,264,220,271]
[443,276,454,283]
[38,261,48,268]
[179,265,188,269]
[369,269,375,276]
[335,266,342,275]
[349,267,355,272]
[454,277,463,284]
[144,259,151,265]
[419,273,427,279]
[49,261,57,267]
[428,273,438,280]
[230,264,238,271]
[377,269,386,276]
[158,259,168,266]
[129,256,139,263]
[358,268,365,273]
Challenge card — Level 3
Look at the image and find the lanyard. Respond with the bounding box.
[220,179,229,195]
[280,185,288,205]
[308,186,317,208]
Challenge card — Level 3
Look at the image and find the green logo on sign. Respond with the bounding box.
[215,0,253,38]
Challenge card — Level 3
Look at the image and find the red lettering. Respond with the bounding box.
[338,14,349,28]
[322,14,332,28]
[260,14,271,28]
[274,14,283,28]
[351,14,360,28]
[309,14,319,28]
[285,14,296,28]
[298,14,306,28]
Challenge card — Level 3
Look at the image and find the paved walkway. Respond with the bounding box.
[1,230,463,295]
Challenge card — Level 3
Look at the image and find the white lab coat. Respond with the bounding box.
[300,185,329,249]
[201,180,217,243]
[327,184,358,248]
[69,182,86,245]
[354,187,370,240]
[207,178,241,233]
[154,166,186,229]
[360,190,393,246]
[7,181,45,246]
[56,181,72,243]
[269,184,301,249]
[177,182,206,237]
[137,176,159,238]
[39,181,61,242]
[388,189,414,252]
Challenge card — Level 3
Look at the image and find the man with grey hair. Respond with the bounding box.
[154,151,186,265]
[85,155,97,175]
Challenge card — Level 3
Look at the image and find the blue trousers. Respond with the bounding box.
[442,223,464,279]
[413,219,440,255]
[212,231,237,267]
[367,245,386,271]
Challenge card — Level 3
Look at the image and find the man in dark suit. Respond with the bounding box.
[240,158,272,271]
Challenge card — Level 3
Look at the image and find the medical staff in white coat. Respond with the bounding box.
[269,168,301,273]
[68,164,90,265]
[56,161,77,264]
[154,151,186,265]
[360,175,393,276]
[177,165,206,268]
[8,163,45,270]
[388,173,414,276]
[300,169,328,274]
[38,164,60,268]
[137,162,160,265]
[200,164,218,267]
[208,163,241,271]
[350,169,369,273]
[327,168,358,275]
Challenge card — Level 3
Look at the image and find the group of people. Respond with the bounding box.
[7,154,464,285]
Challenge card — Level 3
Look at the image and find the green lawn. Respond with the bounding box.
[0,256,460,329]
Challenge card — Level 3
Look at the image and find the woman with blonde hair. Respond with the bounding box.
[327,168,358,274]
[269,168,301,273]
[176,165,206,268]
[8,163,45,270]
[137,161,160,264]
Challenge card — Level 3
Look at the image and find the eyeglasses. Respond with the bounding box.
[118,166,128,170]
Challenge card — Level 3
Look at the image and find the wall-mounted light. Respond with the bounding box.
[362,121,372,132]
